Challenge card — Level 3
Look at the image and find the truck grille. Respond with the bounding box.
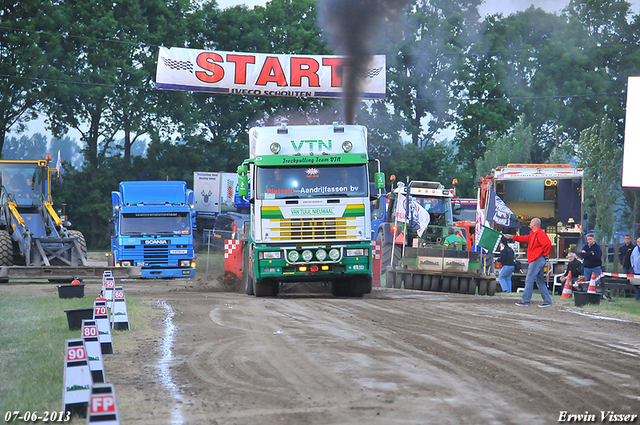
[267,217,357,241]
[143,245,169,265]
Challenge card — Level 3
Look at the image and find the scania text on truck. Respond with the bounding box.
[237,123,384,297]
[110,181,196,278]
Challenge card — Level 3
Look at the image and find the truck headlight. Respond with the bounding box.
[316,249,327,261]
[180,260,191,267]
[302,250,313,261]
[260,251,282,259]
[329,249,340,260]
[346,248,367,257]
[121,260,132,267]
[288,250,299,262]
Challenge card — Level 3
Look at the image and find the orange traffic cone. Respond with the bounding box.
[560,271,573,299]
[587,278,597,294]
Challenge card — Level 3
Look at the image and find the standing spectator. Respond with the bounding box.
[619,234,635,275]
[497,237,515,293]
[580,233,602,281]
[504,217,553,307]
[631,237,640,300]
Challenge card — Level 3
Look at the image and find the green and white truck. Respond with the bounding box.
[237,123,384,297]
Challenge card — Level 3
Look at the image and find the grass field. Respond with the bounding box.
[0,294,152,423]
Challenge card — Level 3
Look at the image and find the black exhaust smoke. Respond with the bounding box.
[317,0,410,124]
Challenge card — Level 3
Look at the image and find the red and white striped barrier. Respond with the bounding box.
[602,272,640,286]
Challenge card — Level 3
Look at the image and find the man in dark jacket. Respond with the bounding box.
[619,234,634,275]
[580,233,602,282]
[559,252,585,292]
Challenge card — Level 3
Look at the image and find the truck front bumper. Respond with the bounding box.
[141,268,195,278]
[254,242,371,281]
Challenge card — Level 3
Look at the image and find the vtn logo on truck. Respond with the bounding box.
[143,239,170,245]
[291,140,332,152]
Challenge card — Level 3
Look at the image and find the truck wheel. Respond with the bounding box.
[68,230,87,257]
[243,254,254,296]
[379,232,401,275]
[467,278,477,295]
[459,278,469,294]
[0,230,14,267]
[352,275,372,297]
[487,279,497,296]
[478,279,488,296]
[449,277,459,293]
[254,278,276,297]
[421,275,432,291]
[404,273,414,290]
[441,276,450,292]
[0,230,13,282]
[332,280,350,297]
[430,275,440,291]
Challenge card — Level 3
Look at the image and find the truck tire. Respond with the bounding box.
[68,230,87,257]
[379,232,401,275]
[254,278,276,297]
[0,230,13,282]
[487,279,497,296]
[0,230,14,267]
[441,276,450,292]
[478,279,488,296]
[459,278,469,294]
[353,275,372,297]
[243,253,254,295]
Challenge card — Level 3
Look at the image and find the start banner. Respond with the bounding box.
[155,47,385,99]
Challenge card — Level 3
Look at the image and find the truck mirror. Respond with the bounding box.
[452,203,461,215]
[375,172,385,190]
[238,174,249,197]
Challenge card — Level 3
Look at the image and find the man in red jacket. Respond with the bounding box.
[505,217,553,307]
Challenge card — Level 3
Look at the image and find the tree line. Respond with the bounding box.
[1,0,638,248]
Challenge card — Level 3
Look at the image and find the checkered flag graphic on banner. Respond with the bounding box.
[224,240,241,259]
[162,56,194,73]
[364,67,383,79]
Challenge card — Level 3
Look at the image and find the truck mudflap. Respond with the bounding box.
[0,266,142,281]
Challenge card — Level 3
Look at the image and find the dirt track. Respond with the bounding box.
[5,276,640,424]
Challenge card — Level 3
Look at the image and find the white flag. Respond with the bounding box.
[474,188,486,245]
[396,193,430,237]
[56,150,62,177]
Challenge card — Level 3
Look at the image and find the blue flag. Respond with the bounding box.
[486,189,519,228]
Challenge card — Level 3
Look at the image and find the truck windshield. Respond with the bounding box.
[412,196,452,226]
[256,165,368,199]
[120,212,191,236]
[0,163,45,206]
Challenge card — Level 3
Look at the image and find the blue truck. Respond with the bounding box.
[110,181,196,278]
